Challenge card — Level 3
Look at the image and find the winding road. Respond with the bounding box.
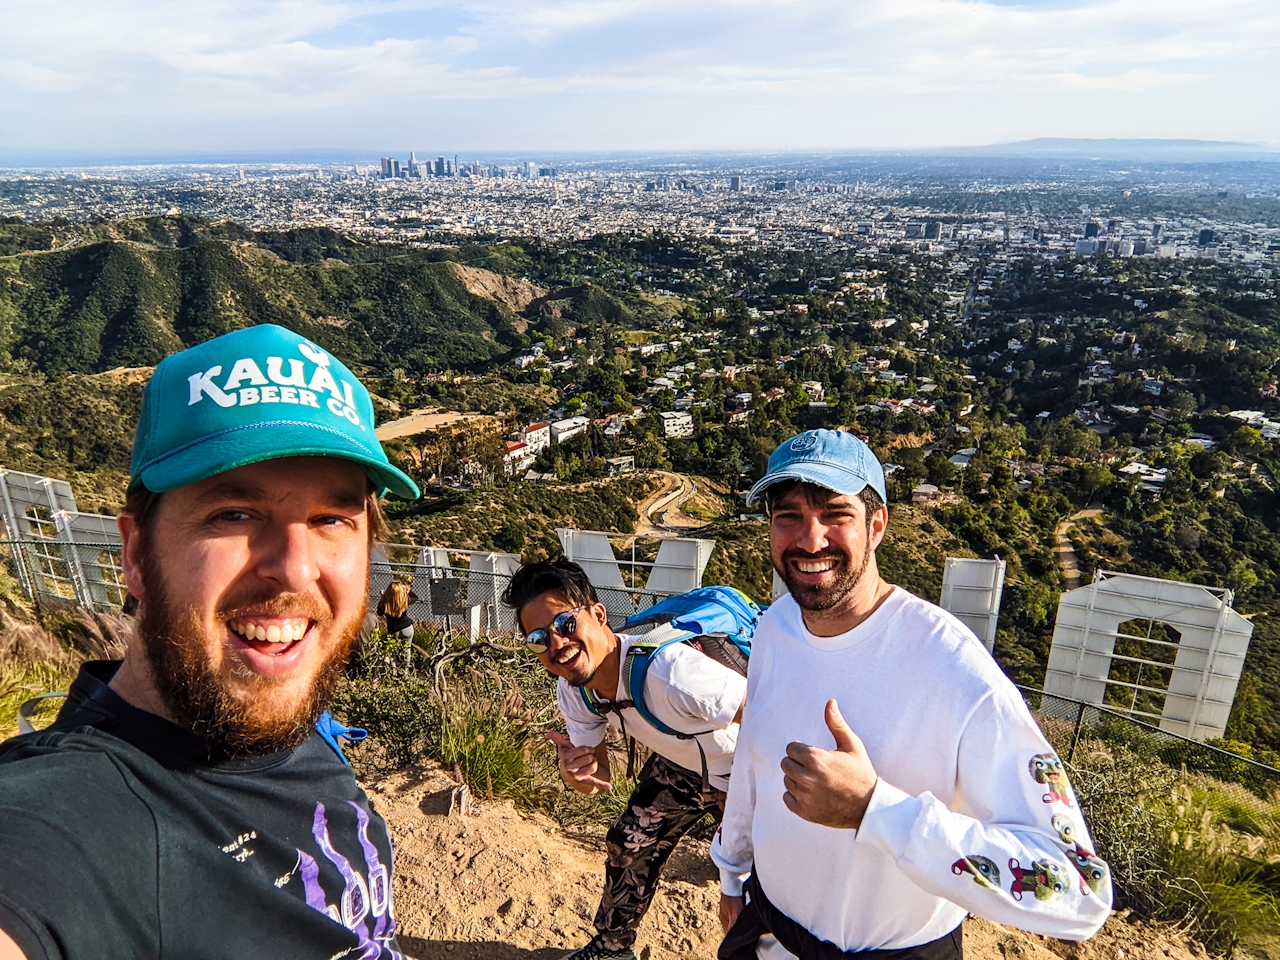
[635,471,713,537]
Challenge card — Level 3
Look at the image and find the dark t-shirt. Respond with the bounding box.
[0,661,405,960]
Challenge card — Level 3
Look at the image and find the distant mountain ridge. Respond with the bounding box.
[936,138,1280,162]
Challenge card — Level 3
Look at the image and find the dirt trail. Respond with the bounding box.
[634,471,712,537]
[1054,508,1103,590]
[373,762,1205,960]
[376,410,489,442]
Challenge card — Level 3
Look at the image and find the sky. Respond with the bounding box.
[1,0,1278,158]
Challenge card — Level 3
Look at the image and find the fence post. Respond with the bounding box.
[1068,700,1086,764]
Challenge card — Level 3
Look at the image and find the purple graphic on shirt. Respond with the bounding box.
[351,801,393,942]
[296,801,404,959]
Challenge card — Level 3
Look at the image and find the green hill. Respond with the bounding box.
[0,219,541,377]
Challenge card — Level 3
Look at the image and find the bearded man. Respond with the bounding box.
[711,429,1111,960]
[0,324,419,960]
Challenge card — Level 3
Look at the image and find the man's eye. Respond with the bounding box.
[314,515,356,529]
[214,510,251,523]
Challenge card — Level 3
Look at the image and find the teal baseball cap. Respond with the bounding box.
[747,429,886,506]
[130,324,419,499]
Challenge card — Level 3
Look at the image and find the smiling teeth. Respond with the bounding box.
[230,620,308,643]
[556,648,579,665]
[797,560,837,573]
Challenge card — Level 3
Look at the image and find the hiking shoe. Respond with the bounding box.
[560,936,638,960]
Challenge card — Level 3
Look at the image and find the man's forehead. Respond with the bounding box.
[182,457,368,506]
[524,589,577,614]
[772,483,861,510]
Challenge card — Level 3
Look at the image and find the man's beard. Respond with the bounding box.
[554,641,596,689]
[137,552,361,757]
[775,536,872,614]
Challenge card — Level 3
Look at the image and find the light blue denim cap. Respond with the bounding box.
[130,323,420,499]
[747,429,886,506]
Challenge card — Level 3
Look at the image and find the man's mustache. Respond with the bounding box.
[219,591,333,623]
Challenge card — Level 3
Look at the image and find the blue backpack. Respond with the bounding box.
[578,586,763,788]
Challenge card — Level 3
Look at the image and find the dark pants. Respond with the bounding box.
[595,753,723,950]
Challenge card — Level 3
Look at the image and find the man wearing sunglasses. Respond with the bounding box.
[503,559,747,960]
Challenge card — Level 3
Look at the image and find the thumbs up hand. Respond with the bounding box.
[780,700,878,829]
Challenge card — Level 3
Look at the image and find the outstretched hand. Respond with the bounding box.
[547,731,611,794]
[780,699,878,829]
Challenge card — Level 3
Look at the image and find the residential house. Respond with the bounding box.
[520,422,551,454]
[660,411,694,438]
[551,416,590,444]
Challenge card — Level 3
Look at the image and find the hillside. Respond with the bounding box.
[0,240,527,376]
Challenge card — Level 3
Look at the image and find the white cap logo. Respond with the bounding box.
[789,434,819,452]
[298,341,331,368]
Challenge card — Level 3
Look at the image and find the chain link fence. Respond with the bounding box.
[0,537,676,640]
[1018,684,1280,796]
[370,559,672,645]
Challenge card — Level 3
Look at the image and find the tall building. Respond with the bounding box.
[436,156,446,176]
[730,175,742,192]
[1199,229,1216,246]
[380,158,394,179]
[1084,221,1101,238]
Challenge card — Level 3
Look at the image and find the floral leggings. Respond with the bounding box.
[595,753,725,950]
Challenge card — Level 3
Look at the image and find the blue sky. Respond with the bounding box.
[1,0,1277,156]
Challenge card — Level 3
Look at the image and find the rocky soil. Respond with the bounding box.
[372,762,1208,960]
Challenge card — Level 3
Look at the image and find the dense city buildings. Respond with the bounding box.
[3,154,1277,266]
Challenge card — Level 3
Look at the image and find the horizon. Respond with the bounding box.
[5,137,1280,171]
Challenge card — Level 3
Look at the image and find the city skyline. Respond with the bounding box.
[2,0,1278,158]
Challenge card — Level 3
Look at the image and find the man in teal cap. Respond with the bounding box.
[0,324,419,960]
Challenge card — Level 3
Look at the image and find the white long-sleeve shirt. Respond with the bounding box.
[711,588,1111,957]
[559,633,747,790]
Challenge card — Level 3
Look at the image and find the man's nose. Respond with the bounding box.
[254,521,320,590]
[794,516,831,554]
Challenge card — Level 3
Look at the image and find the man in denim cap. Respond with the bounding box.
[712,429,1111,960]
[0,324,418,960]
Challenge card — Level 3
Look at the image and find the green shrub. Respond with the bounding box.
[0,659,76,741]
[1071,743,1280,954]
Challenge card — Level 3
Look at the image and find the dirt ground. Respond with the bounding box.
[375,410,488,441]
[371,762,1207,960]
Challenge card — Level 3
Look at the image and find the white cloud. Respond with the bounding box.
[0,0,1276,150]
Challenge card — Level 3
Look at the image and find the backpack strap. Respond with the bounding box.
[621,643,680,736]
[622,642,715,794]
[315,710,367,766]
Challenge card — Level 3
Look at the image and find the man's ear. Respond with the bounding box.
[591,601,609,626]
[118,512,146,601]
[868,504,890,551]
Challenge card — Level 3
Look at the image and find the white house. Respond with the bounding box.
[660,411,694,438]
[503,441,536,476]
[551,415,591,444]
[520,422,551,454]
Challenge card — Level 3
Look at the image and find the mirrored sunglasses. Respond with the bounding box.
[524,606,586,654]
